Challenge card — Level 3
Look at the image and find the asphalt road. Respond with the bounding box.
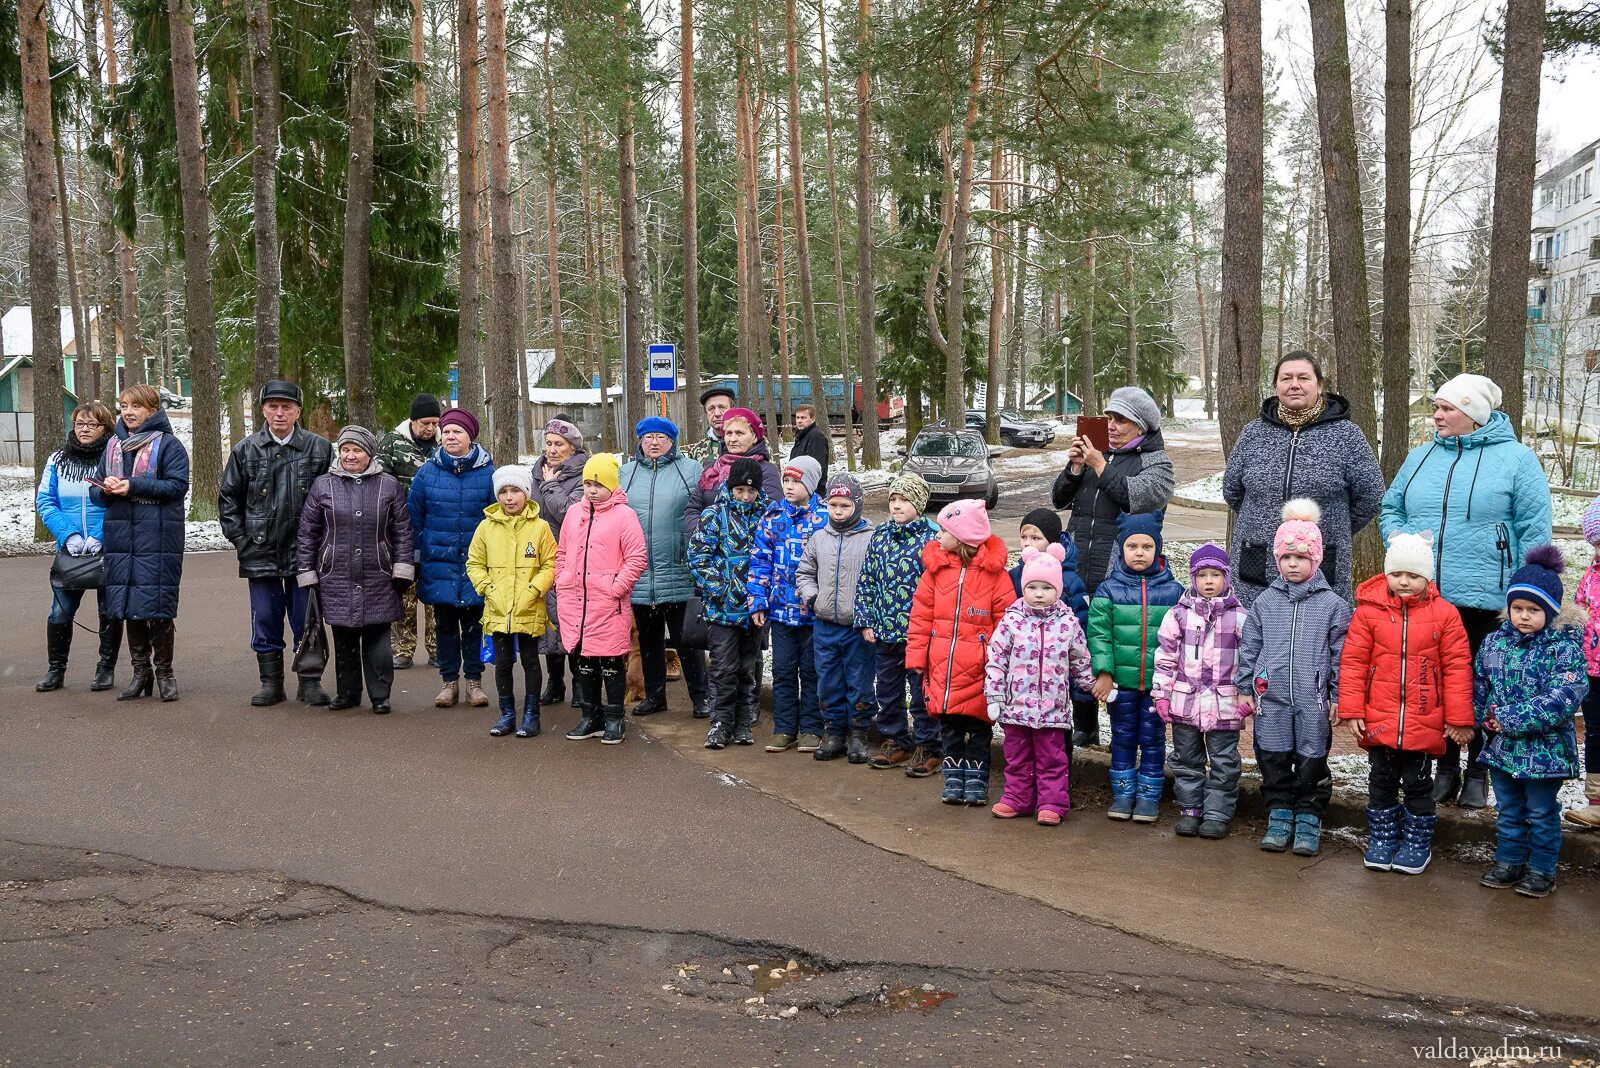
[1,550,1593,1065]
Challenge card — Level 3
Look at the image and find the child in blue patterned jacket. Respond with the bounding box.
[1474,546,1588,898]
[855,473,941,776]
[749,455,827,753]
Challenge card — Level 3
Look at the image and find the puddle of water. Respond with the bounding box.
[736,958,819,994]
[884,984,957,1013]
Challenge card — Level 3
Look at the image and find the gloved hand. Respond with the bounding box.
[81,536,101,554]
[393,576,412,593]
[987,703,1002,723]
[65,533,85,555]
[1154,698,1172,721]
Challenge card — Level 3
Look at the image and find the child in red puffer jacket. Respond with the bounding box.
[1337,531,1474,876]
[906,499,1017,809]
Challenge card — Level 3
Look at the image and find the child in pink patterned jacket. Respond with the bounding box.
[984,544,1095,825]
[1151,542,1251,840]
[1569,501,1600,829]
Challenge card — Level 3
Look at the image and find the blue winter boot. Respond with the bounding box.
[964,759,990,806]
[941,757,966,804]
[1362,805,1404,871]
[1132,773,1164,824]
[1107,769,1136,821]
[1291,812,1323,856]
[1391,812,1437,875]
[489,693,517,736]
[1260,808,1294,852]
[515,695,541,738]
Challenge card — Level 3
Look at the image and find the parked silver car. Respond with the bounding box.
[901,426,999,509]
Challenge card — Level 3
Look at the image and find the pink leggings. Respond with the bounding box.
[1000,725,1071,815]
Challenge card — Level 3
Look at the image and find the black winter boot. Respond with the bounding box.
[1433,741,1462,804]
[515,695,541,737]
[251,652,287,706]
[846,729,871,765]
[296,674,330,707]
[118,622,154,700]
[91,618,122,691]
[565,706,605,740]
[490,693,517,736]
[540,655,567,704]
[601,706,627,745]
[36,622,72,691]
[1458,767,1490,809]
[149,621,178,702]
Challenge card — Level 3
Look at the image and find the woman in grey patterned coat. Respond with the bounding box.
[1221,351,1385,606]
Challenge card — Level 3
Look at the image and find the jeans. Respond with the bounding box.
[573,652,626,712]
[769,621,820,736]
[248,577,309,655]
[872,640,937,748]
[939,715,993,764]
[1168,724,1242,821]
[813,619,873,735]
[492,633,542,703]
[708,623,762,731]
[432,602,484,681]
[49,586,104,625]
[1368,745,1435,816]
[633,601,709,704]
[330,623,394,705]
[1256,747,1332,818]
[1107,689,1164,778]
[1489,770,1564,875]
[1000,725,1071,814]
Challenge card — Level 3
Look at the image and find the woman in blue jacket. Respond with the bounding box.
[36,401,120,692]
[1380,373,1553,807]
[408,408,496,709]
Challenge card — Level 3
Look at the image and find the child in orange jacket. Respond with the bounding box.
[906,499,1017,807]
[1337,531,1474,875]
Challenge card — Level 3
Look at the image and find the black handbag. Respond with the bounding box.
[292,586,330,677]
[50,549,105,590]
[677,594,710,651]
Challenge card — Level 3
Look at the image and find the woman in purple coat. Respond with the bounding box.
[296,426,415,713]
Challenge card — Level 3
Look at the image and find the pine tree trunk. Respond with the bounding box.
[457,0,484,414]
[733,51,753,399]
[816,0,854,467]
[616,6,647,438]
[1217,0,1263,456]
[84,0,117,402]
[1486,0,1544,435]
[680,0,702,439]
[1381,0,1412,479]
[774,131,793,419]
[412,0,427,123]
[247,0,280,423]
[1187,185,1215,419]
[1007,213,1028,412]
[542,30,567,389]
[56,146,86,397]
[21,0,63,508]
[99,0,144,387]
[984,139,1005,444]
[1124,242,1137,387]
[342,0,377,428]
[944,17,986,422]
[485,0,519,461]
[1077,232,1098,413]
[168,0,223,519]
[784,0,828,427]
[1307,0,1377,446]
[854,0,879,466]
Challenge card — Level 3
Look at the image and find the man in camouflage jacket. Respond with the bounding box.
[376,393,441,668]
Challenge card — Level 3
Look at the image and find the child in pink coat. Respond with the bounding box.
[556,454,647,745]
[984,544,1095,824]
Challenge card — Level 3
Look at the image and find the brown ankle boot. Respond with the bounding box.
[434,680,459,707]
[464,678,489,707]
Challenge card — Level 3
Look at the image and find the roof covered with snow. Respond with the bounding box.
[1,306,99,357]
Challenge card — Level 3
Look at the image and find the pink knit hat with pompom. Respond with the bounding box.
[1273,498,1324,569]
[1019,543,1066,596]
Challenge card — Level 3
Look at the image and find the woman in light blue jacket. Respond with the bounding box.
[1379,373,1553,806]
[35,401,121,693]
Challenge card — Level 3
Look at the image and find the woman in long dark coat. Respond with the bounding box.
[296,426,415,713]
[95,383,189,702]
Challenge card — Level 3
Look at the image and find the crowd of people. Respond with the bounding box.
[32,357,1600,897]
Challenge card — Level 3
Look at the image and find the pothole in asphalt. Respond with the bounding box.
[667,957,957,1020]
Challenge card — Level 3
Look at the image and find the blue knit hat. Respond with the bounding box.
[634,415,678,442]
[1116,511,1164,560]
[1505,545,1566,622]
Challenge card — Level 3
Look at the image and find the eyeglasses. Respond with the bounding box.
[73,420,102,428]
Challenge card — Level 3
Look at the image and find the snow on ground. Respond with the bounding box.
[1552,490,1593,530]
[1174,473,1225,504]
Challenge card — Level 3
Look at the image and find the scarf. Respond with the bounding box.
[119,429,163,481]
[698,449,740,491]
[57,434,108,483]
[1278,395,1326,431]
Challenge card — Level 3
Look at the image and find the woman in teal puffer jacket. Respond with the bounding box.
[1380,374,1553,806]
[619,417,709,717]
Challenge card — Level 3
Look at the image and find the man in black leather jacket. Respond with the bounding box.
[218,380,335,707]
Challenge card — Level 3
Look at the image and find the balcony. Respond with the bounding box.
[1531,257,1552,277]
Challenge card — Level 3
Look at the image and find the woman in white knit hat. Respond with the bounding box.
[1379,372,1553,808]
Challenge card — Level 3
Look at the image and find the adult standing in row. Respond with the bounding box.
[35,401,121,693]
[684,383,736,465]
[1380,373,1552,807]
[531,418,589,706]
[1221,351,1385,606]
[219,380,332,708]
[789,403,831,482]
[296,426,415,714]
[683,407,783,533]
[409,408,496,708]
[377,393,441,670]
[620,416,711,718]
[97,384,189,702]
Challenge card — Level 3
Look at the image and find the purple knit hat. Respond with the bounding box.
[1583,499,1600,547]
[1188,542,1231,576]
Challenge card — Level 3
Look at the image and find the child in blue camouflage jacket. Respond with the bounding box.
[749,456,827,752]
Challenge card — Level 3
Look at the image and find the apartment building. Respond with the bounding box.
[1527,137,1600,429]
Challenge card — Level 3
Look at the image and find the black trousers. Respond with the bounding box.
[1367,745,1435,815]
[572,652,626,712]
[633,601,709,704]
[939,714,994,765]
[331,624,393,705]
[708,622,762,731]
[492,633,542,703]
[1256,748,1332,818]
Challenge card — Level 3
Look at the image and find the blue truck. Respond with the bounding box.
[701,374,901,425]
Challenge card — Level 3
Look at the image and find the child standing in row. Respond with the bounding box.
[749,455,826,753]
[1088,513,1182,823]
[1150,542,1249,839]
[1567,500,1600,829]
[467,466,558,738]
[908,500,1015,806]
[1337,531,1474,874]
[797,474,876,763]
[1475,546,1587,898]
[985,544,1094,824]
[1010,508,1096,750]
[1235,499,1350,856]
[856,473,942,775]
[555,454,646,745]
[689,458,771,750]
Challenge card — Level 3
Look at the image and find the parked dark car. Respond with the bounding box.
[963,409,1054,448]
[158,387,188,410]
[901,426,999,509]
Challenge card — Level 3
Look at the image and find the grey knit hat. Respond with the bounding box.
[1104,386,1163,434]
[335,425,378,458]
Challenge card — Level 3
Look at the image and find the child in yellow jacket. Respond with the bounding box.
[468,466,558,737]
